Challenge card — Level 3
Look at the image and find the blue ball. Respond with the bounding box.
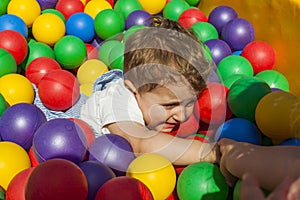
[215,118,262,145]
[66,12,95,43]
[279,138,300,146]
[0,14,28,38]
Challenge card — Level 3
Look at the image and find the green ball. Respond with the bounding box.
[191,22,219,42]
[233,179,241,200]
[54,35,87,69]
[163,0,190,21]
[114,0,142,19]
[108,42,124,70]
[217,55,253,82]
[42,9,66,23]
[255,69,290,92]
[0,0,9,15]
[177,162,229,200]
[186,0,200,6]
[98,40,122,66]
[20,40,55,70]
[222,74,248,89]
[0,49,17,77]
[0,93,8,117]
[94,9,125,40]
[227,77,272,122]
[123,25,146,43]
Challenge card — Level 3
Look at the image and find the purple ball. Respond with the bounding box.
[221,18,255,51]
[88,134,135,176]
[208,6,238,34]
[78,161,116,200]
[0,103,47,150]
[125,10,152,30]
[37,0,58,10]
[33,118,87,163]
[205,39,232,65]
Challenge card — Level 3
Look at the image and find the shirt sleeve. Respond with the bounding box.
[80,78,144,136]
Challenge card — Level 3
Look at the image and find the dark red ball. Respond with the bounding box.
[178,8,208,28]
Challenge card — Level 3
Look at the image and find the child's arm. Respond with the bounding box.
[106,121,219,166]
[219,138,300,191]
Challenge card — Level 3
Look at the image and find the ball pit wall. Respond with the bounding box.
[199,0,300,97]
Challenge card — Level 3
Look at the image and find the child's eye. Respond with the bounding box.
[163,103,179,109]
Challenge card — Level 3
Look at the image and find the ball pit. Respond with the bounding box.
[0,14,28,38]
[84,0,112,19]
[114,0,143,20]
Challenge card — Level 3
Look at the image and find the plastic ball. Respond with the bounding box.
[205,39,232,65]
[77,59,108,84]
[255,70,289,92]
[125,10,151,30]
[84,0,112,19]
[7,0,41,27]
[28,147,40,167]
[6,167,34,200]
[0,141,31,190]
[80,83,93,96]
[194,82,232,125]
[0,14,28,38]
[55,0,84,20]
[215,118,262,144]
[66,12,95,43]
[0,73,34,106]
[37,0,58,10]
[178,8,208,28]
[0,187,3,200]
[138,0,166,15]
[123,25,146,42]
[191,22,218,42]
[217,55,253,81]
[0,48,17,77]
[0,103,47,150]
[177,162,229,200]
[25,57,61,86]
[54,35,87,69]
[108,42,125,70]
[221,18,255,51]
[78,161,116,200]
[222,74,248,89]
[69,118,96,147]
[0,94,8,117]
[42,8,66,22]
[241,41,276,74]
[127,153,176,200]
[280,138,300,146]
[0,30,28,64]
[114,0,143,20]
[98,40,122,66]
[88,134,135,176]
[33,118,87,163]
[25,158,88,200]
[255,91,300,143]
[25,41,55,64]
[95,176,154,200]
[38,69,80,111]
[208,6,238,34]
[85,43,99,60]
[94,9,125,40]
[32,13,66,46]
[0,0,10,15]
[170,113,200,138]
[227,77,272,122]
[163,0,189,21]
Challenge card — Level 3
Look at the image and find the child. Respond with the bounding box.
[219,138,300,196]
[80,16,219,165]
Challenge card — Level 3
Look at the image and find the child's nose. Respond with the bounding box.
[172,106,189,122]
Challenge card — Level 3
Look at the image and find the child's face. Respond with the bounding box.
[135,83,197,133]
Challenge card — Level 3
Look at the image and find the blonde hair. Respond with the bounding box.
[123,16,212,95]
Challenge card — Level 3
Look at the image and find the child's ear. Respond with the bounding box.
[124,80,137,95]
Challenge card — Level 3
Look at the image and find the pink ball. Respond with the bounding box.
[38,69,80,111]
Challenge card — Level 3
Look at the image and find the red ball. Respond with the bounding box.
[25,159,88,200]
[28,146,39,167]
[6,167,34,200]
[69,118,95,148]
[38,69,80,111]
[0,30,28,64]
[194,82,232,125]
[171,114,200,138]
[56,0,85,20]
[85,43,99,60]
[95,176,154,200]
[241,41,276,74]
[25,57,62,86]
[178,8,208,28]
[106,0,114,7]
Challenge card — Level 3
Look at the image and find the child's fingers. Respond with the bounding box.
[219,159,238,187]
[240,173,265,200]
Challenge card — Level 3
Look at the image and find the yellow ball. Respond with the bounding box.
[80,83,93,96]
[126,153,176,200]
[77,59,108,84]
[32,13,66,46]
[0,141,31,190]
[138,0,167,14]
[84,0,112,19]
[0,73,34,106]
[7,0,41,27]
[255,91,300,144]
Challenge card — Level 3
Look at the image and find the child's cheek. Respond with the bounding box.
[145,105,167,127]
